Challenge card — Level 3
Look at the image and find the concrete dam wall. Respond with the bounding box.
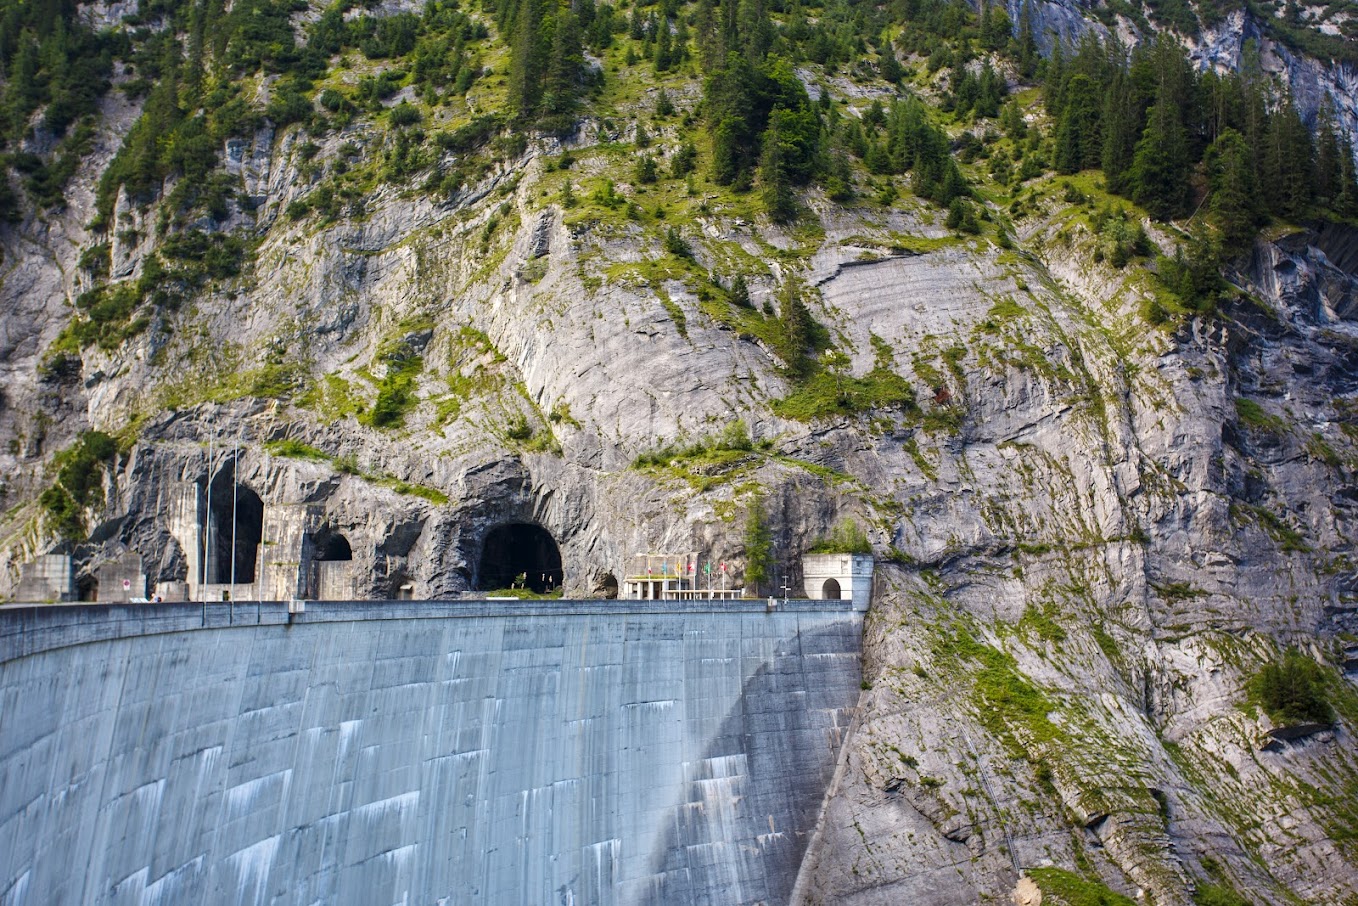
[0,601,862,905]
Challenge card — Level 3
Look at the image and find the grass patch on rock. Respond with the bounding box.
[1026,867,1136,906]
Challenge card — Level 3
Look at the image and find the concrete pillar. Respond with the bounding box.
[167,481,203,600]
[15,555,74,602]
[95,553,146,603]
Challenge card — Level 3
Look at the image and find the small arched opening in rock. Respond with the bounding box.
[822,578,842,600]
[387,568,415,600]
[205,470,264,585]
[316,532,353,562]
[309,529,355,600]
[596,572,619,599]
[478,523,563,593]
[77,574,99,602]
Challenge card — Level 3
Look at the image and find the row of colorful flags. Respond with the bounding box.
[646,561,728,576]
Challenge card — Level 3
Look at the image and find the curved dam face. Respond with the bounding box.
[0,601,861,905]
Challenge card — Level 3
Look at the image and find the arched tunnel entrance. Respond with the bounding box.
[309,529,354,600]
[316,533,352,562]
[205,469,263,585]
[478,523,563,594]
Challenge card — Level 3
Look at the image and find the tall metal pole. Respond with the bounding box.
[203,433,214,603]
[230,430,240,590]
[230,428,240,619]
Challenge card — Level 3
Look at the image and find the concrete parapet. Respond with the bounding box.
[0,598,859,665]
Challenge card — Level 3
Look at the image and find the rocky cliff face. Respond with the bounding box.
[795,213,1358,904]
[2,1,1358,903]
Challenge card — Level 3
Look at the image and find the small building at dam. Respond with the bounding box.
[0,599,862,905]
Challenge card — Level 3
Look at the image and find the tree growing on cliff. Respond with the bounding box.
[1249,650,1334,726]
[1205,129,1260,253]
[1130,96,1190,219]
[743,496,772,595]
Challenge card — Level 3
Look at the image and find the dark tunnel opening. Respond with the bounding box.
[316,533,353,561]
[206,471,263,585]
[478,523,563,594]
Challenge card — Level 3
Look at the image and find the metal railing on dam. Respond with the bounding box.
[0,600,863,905]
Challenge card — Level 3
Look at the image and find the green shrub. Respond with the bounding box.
[40,431,118,539]
[717,419,753,451]
[663,226,691,258]
[808,519,871,554]
[362,341,424,429]
[635,155,658,184]
[773,368,917,421]
[264,439,328,461]
[368,376,416,428]
[1249,650,1334,726]
[389,102,422,127]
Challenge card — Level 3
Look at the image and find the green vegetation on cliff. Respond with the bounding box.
[38,430,119,539]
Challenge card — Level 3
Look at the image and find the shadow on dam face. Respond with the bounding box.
[0,604,861,906]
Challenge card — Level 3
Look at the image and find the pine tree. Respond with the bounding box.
[542,6,585,128]
[1200,69,1241,146]
[1130,96,1190,219]
[1017,0,1039,79]
[508,0,547,120]
[980,0,1012,52]
[777,282,815,376]
[1101,69,1138,194]
[1238,42,1269,188]
[635,155,658,184]
[879,47,903,84]
[738,0,773,62]
[673,16,690,65]
[1262,97,1313,219]
[975,62,1005,119]
[1336,148,1358,218]
[1000,99,1027,141]
[760,113,798,222]
[705,52,760,185]
[743,496,771,593]
[695,0,719,65]
[1205,129,1259,253]
[1314,100,1342,207]
[1054,75,1100,174]
[653,17,673,72]
[1043,41,1067,115]
[729,274,751,307]
[712,115,745,185]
